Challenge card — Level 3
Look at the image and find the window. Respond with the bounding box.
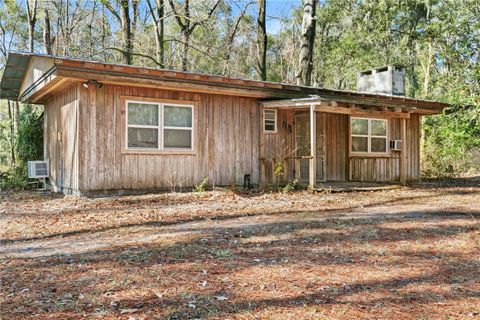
[126,100,193,151]
[264,109,277,133]
[351,117,387,153]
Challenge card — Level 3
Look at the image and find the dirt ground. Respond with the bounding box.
[1,181,479,319]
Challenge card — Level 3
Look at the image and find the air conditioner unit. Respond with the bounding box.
[389,140,402,151]
[28,160,49,178]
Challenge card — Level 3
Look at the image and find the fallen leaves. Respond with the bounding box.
[1,186,480,319]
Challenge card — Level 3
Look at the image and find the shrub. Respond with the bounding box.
[283,179,299,193]
[193,177,208,192]
[16,105,43,163]
[0,165,30,190]
[422,105,480,177]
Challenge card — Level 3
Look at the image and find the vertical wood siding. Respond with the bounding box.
[261,111,421,184]
[349,114,420,182]
[76,84,260,192]
[325,113,348,181]
[44,84,79,190]
[45,83,422,192]
[261,109,296,184]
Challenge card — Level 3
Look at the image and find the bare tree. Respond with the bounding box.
[296,0,317,86]
[146,0,165,68]
[104,0,139,65]
[223,1,252,75]
[43,8,53,55]
[168,0,221,71]
[256,0,266,80]
[26,0,38,53]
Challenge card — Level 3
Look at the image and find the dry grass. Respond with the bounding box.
[1,182,479,319]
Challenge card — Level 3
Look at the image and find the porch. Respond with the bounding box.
[259,97,418,188]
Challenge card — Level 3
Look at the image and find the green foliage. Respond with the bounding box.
[273,160,285,177]
[422,106,480,177]
[0,104,43,190]
[0,165,29,190]
[283,179,299,193]
[193,177,209,193]
[16,105,43,164]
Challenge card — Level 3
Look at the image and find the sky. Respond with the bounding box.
[231,0,301,34]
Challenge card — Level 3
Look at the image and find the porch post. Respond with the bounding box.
[309,104,317,189]
[400,117,407,185]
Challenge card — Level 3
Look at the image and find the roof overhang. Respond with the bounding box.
[261,97,419,118]
[0,51,450,115]
[0,53,31,99]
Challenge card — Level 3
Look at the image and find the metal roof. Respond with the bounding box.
[0,53,31,99]
[0,51,450,113]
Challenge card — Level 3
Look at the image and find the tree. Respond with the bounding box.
[25,0,37,53]
[256,0,266,80]
[168,0,221,71]
[103,0,139,65]
[43,8,52,55]
[296,0,317,86]
[146,0,165,68]
[223,1,252,75]
[7,100,15,165]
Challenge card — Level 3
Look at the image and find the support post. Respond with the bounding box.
[259,107,265,185]
[309,104,317,189]
[400,117,407,185]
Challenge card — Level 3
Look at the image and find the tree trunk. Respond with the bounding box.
[147,0,165,68]
[182,31,190,71]
[26,0,38,53]
[120,0,133,65]
[15,100,20,134]
[131,0,139,48]
[157,0,165,69]
[181,0,191,71]
[168,0,220,71]
[256,0,267,81]
[407,40,419,98]
[7,100,15,165]
[296,0,317,86]
[43,9,52,55]
[423,42,433,96]
[223,3,250,75]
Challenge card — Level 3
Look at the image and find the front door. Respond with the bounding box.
[295,113,325,183]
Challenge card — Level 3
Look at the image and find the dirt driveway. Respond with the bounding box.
[1,183,479,319]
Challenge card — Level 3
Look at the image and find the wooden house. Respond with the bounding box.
[0,52,449,196]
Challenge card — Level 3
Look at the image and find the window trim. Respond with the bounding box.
[264,109,277,133]
[122,96,196,155]
[350,117,388,155]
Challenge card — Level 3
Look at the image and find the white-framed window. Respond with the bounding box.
[351,117,388,153]
[126,100,193,151]
[264,109,277,133]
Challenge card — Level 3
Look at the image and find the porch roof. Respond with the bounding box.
[260,96,433,117]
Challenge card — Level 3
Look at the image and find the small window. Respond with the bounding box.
[351,117,387,154]
[126,100,193,151]
[264,109,277,133]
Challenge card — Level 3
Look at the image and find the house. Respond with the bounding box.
[0,52,449,196]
